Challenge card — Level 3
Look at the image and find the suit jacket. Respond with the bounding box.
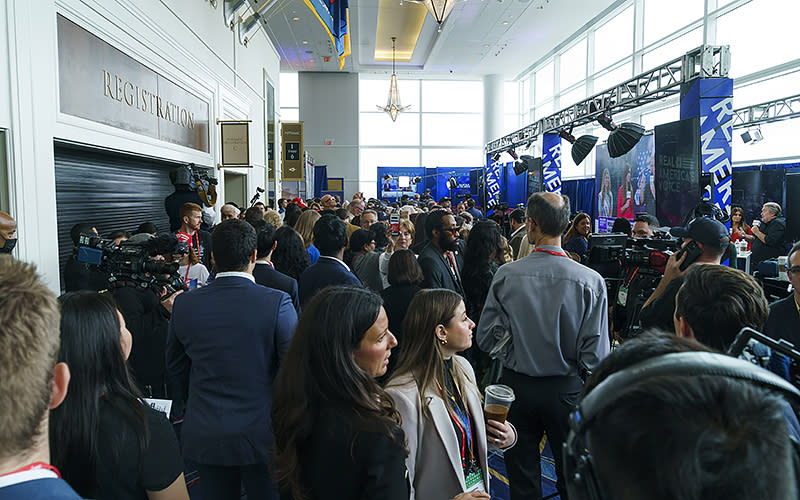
[764,294,800,348]
[417,242,465,297]
[386,356,490,499]
[0,478,85,499]
[253,261,300,313]
[508,226,527,260]
[287,405,410,500]
[298,256,362,307]
[166,275,298,466]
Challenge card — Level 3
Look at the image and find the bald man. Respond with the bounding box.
[0,211,17,254]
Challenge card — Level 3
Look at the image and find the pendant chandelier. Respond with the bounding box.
[376,37,411,122]
[407,0,459,32]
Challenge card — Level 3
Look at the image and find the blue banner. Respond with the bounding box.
[542,133,562,194]
[485,154,503,210]
[303,0,351,70]
[680,78,734,225]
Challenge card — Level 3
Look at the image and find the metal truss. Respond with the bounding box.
[486,45,731,154]
[731,93,800,130]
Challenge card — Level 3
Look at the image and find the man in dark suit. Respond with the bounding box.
[298,214,361,306]
[418,209,465,297]
[764,242,800,347]
[249,219,300,312]
[166,219,297,500]
[508,208,527,259]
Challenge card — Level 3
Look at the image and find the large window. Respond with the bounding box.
[359,77,484,192]
[643,0,704,46]
[279,72,299,122]
[595,7,634,72]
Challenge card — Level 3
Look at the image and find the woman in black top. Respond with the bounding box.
[272,286,408,500]
[272,226,311,281]
[380,249,423,380]
[50,291,187,500]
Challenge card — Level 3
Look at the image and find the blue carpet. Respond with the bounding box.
[487,437,560,500]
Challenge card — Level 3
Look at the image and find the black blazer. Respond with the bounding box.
[764,294,800,347]
[380,284,421,379]
[417,242,465,297]
[253,262,300,313]
[298,256,362,307]
[166,275,298,466]
[286,405,409,500]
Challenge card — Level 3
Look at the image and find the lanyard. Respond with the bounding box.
[183,263,192,283]
[437,369,473,468]
[1,462,61,479]
[444,251,463,289]
[530,248,569,258]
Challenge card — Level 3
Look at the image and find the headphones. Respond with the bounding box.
[563,351,800,500]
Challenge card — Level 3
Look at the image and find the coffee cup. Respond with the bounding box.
[753,219,761,228]
[484,384,515,423]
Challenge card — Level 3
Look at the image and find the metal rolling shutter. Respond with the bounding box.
[55,142,182,288]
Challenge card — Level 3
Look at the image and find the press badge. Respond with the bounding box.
[465,469,485,492]
[617,285,629,307]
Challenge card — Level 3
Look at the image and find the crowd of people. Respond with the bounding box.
[1,185,799,500]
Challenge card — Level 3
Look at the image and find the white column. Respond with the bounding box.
[483,74,504,145]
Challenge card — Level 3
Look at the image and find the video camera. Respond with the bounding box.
[588,231,685,341]
[76,234,188,297]
[172,164,218,207]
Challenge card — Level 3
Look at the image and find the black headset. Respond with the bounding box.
[563,351,800,500]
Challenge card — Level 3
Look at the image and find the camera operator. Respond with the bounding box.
[112,233,185,399]
[632,213,660,238]
[165,166,205,232]
[638,217,730,333]
[63,223,109,292]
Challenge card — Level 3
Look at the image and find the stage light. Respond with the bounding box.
[513,155,543,176]
[596,111,645,158]
[507,149,518,160]
[741,127,763,144]
[491,152,501,162]
[559,129,598,165]
[412,176,422,183]
[448,176,458,190]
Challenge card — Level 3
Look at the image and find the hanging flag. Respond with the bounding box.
[303,0,351,70]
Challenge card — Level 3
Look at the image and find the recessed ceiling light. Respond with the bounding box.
[292,16,301,21]
[502,21,509,25]
[302,40,309,44]
[483,44,490,48]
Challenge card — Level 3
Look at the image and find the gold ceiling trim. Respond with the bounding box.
[374,0,427,62]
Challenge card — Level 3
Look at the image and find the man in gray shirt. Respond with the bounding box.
[476,192,609,500]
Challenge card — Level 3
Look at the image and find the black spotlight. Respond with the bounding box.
[597,111,645,158]
[559,129,598,165]
[514,155,543,176]
[448,176,458,190]
[412,176,422,183]
[491,152,501,162]
[507,149,519,160]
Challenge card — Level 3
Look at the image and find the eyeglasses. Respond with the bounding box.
[441,226,459,235]
[788,266,800,274]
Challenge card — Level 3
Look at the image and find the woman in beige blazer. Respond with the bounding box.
[386,289,517,500]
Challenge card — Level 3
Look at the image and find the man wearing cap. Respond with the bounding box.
[638,217,730,333]
[0,210,17,254]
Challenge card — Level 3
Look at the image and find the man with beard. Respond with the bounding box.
[417,209,465,297]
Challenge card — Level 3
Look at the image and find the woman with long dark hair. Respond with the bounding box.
[730,205,753,250]
[461,220,504,325]
[272,286,408,500]
[50,291,187,500]
[562,212,591,262]
[272,226,311,281]
[386,289,516,500]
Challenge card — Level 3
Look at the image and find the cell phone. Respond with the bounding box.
[676,240,703,271]
[390,214,400,236]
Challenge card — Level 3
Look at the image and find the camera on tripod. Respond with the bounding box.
[76,234,188,296]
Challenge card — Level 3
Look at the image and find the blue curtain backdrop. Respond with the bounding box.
[561,178,596,217]
[314,165,328,198]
